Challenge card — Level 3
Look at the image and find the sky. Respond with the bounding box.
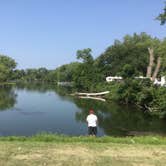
[0,0,165,69]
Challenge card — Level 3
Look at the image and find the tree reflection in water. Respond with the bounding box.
[0,85,17,111]
[1,84,166,136]
[74,98,166,136]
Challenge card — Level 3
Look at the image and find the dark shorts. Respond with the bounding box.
[88,127,97,136]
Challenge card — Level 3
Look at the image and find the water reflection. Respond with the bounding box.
[17,82,73,96]
[0,85,17,111]
[0,83,166,136]
[74,99,166,136]
[16,82,55,93]
[12,83,166,136]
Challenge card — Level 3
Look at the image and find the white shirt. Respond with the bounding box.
[86,114,98,127]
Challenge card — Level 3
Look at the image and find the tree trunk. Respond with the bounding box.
[152,57,161,81]
[146,48,154,78]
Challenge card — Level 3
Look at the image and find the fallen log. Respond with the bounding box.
[74,91,110,96]
[78,96,106,102]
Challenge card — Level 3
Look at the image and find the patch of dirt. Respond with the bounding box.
[14,153,43,160]
[101,146,166,159]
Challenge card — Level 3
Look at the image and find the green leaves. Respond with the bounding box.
[157,2,166,25]
[0,55,17,82]
[120,64,137,79]
[76,48,93,64]
[96,33,161,77]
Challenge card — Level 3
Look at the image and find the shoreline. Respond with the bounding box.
[0,82,16,85]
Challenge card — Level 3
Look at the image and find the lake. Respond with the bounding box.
[0,83,166,137]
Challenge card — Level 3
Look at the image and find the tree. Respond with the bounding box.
[76,48,93,63]
[55,62,80,82]
[0,55,17,69]
[0,64,10,81]
[12,69,26,81]
[146,47,162,81]
[73,49,102,91]
[120,64,137,79]
[157,2,166,25]
[0,55,17,82]
[36,68,48,81]
[96,33,160,77]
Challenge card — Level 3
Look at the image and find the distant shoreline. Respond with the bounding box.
[0,82,16,85]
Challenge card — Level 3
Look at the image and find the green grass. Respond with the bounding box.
[0,141,166,166]
[0,133,166,145]
[0,134,166,165]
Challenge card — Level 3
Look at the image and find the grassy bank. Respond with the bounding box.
[0,82,16,86]
[1,133,166,145]
[0,134,166,166]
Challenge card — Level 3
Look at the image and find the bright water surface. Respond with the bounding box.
[0,84,166,136]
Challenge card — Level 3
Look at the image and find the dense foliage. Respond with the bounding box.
[0,55,17,82]
[95,33,164,77]
[107,79,166,118]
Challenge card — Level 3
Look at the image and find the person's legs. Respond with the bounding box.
[92,127,97,136]
[88,127,93,135]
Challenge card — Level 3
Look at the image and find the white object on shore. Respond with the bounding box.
[106,75,166,87]
[154,76,166,86]
[106,76,122,82]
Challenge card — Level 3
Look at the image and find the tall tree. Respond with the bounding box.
[95,33,160,77]
[73,48,102,91]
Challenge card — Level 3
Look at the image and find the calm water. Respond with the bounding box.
[0,84,166,137]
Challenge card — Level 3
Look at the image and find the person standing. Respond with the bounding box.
[86,109,98,136]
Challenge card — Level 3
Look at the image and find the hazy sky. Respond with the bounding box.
[0,0,165,69]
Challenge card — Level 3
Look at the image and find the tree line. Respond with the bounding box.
[1,32,166,85]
